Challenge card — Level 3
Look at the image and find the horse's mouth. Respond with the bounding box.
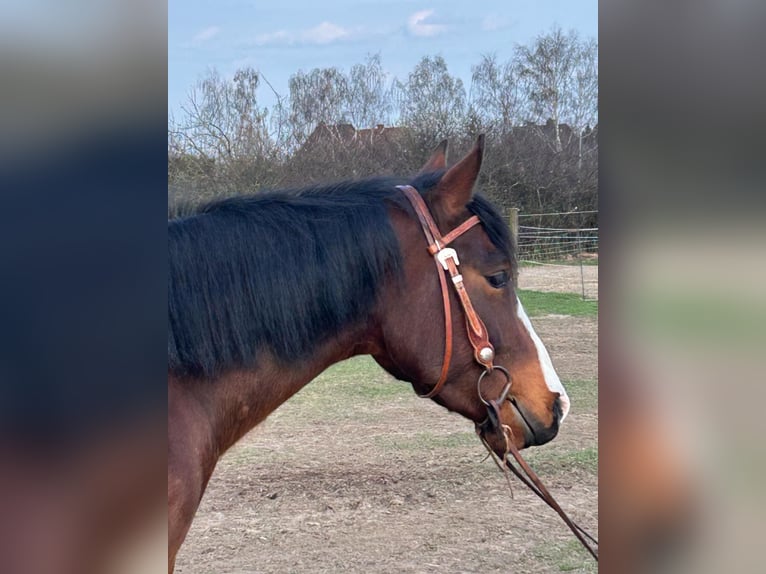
[505,397,537,448]
[481,396,560,450]
[510,396,562,447]
[476,397,535,451]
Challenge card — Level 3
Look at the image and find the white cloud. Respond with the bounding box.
[193,26,221,43]
[407,10,446,38]
[254,21,353,46]
[302,21,350,44]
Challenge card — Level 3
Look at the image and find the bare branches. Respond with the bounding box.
[169,36,598,218]
[514,27,598,149]
[470,54,522,135]
[397,55,467,145]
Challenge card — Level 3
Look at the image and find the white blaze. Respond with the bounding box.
[516,297,571,422]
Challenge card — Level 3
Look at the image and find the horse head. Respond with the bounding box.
[372,136,569,456]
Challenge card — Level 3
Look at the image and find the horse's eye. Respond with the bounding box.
[486,270,510,289]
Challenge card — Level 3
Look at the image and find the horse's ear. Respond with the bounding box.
[433,134,484,217]
[418,140,448,174]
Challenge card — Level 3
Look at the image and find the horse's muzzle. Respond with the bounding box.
[513,395,563,447]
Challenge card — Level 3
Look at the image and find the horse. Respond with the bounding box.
[167,136,570,572]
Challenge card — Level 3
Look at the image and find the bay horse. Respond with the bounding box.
[168,136,570,571]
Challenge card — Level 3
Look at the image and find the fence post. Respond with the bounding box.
[509,207,519,285]
[577,228,587,300]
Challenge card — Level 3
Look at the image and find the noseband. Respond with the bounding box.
[398,184,598,561]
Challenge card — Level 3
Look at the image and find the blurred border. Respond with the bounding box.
[601,1,766,572]
[0,2,167,572]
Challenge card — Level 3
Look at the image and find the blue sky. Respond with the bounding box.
[169,0,597,119]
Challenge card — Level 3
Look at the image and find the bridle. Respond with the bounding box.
[397,184,599,561]
[396,184,503,398]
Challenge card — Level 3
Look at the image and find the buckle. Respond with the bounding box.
[435,247,459,270]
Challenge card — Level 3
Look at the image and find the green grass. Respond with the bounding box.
[533,538,598,573]
[290,357,407,405]
[518,289,598,317]
[563,379,598,414]
[283,356,411,425]
[527,446,598,474]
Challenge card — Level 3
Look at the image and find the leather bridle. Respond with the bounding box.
[397,185,506,398]
[398,184,599,561]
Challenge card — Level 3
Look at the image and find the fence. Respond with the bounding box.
[508,209,599,301]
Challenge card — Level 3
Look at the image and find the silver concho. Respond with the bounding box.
[478,347,494,362]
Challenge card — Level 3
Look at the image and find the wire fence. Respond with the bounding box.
[514,211,599,262]
[509,209,599,300]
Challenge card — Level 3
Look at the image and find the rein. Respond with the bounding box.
[397,185,598,561]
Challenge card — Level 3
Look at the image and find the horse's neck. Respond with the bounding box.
[203,325,378,454]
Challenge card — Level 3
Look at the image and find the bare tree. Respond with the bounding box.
[167,47,597,220]
[288,67,350,145]
[346,54,391,130]
[169,67,281,199]
[176,67,271,160]
[258,72,291,161]
[470,54,522,136]
[515,27,582,151]
[569,38,598,167]
[396,55,467,147]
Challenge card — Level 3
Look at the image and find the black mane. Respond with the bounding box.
[168,173,514,379]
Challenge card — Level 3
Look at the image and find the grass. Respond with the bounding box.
[526,446,598,474]
[518,289,598,317]
[289,357,408,408]
[279,360,409,426]
[563,379,598,414]
[533,538,598,573]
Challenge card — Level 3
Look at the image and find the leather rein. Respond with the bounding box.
[397,185,598,561]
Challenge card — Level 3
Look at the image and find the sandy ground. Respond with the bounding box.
[175,265,598,573]
[519,263,599,300]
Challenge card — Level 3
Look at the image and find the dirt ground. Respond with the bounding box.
[175,266,598,573]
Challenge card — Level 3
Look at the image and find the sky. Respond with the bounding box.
[168,0,597,120]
